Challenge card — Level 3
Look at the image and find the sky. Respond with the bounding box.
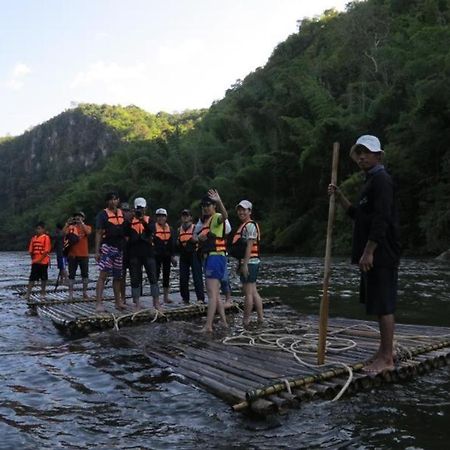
[0,0,351,137]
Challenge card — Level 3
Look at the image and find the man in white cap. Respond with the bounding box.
[124,197,161,310]
[329,134,400,374]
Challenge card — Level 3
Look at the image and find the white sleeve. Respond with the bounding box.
[225,219,231,235]
[243,222,258,240]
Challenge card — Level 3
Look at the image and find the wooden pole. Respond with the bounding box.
[317,142,340,365]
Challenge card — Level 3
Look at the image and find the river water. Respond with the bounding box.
[0,252,449,449]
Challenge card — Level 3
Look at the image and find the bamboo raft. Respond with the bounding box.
[23,290,281,337]
[139,312,450,415]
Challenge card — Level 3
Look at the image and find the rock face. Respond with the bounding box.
[0,108,121,214]
[435,250,450,261]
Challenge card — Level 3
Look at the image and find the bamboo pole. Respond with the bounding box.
[318,142,340,365]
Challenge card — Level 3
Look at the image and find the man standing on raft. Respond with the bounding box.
[329,135,400,373]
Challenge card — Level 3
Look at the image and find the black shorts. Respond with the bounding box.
[68,256,89,279]
[360,267,398,316]
[29,263,49,281]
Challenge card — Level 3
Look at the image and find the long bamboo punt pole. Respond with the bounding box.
[318,142,340,365]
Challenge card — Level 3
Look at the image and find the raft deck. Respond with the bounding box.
[24,290,281,337]
[140,310,450,415]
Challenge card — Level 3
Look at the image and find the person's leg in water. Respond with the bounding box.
[25,281,34,300]
[242,282,254,327]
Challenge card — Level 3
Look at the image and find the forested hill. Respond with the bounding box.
[1,0,449,255]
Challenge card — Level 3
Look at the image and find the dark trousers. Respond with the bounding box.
[155,254,171,288]
[179,253,205,303]
[129,255,159,296]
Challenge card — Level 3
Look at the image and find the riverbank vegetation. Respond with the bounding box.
[0,0,449,255]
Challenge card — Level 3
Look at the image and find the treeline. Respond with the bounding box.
[1,0,449,255]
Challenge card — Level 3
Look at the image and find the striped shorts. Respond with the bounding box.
[98,244,123,279]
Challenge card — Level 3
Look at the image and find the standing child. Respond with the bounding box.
[25,222,51,300]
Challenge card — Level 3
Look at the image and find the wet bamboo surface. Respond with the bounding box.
[142,313,450,415]
[21,287,281,337]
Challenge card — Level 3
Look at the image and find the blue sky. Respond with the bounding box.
[0,0,350,136]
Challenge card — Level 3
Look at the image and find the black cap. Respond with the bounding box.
[181,209,191,215]
[200,195,216,206]
[73,211,86,219]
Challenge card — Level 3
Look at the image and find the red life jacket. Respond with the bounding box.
[155,223,171,242]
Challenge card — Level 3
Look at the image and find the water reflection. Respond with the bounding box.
[0,252,448,449]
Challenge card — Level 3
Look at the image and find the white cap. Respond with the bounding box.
[155,208,167,216]
[236,200,252,210]
[134,197,147,208]
[350,135,384,161]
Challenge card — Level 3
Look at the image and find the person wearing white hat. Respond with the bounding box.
[124,197,161,311]
[153,208,177,304]
[328,134,400,374]
[231,199,263,326]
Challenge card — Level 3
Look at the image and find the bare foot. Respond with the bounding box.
[115,303,128,311]
[224,301,233,309]
[96,303,106,313]
[133,303,142,312]
[200,326,213,333]
[164,298,173,304]
[362,358,394,374]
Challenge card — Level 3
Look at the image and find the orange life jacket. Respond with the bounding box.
[155,223,171,242]
[178,224,195,246]
[198,215,226,254]
[231,220,260,258]
[29,234,51,265]
[103,208,124,238]
[131,215,150,235]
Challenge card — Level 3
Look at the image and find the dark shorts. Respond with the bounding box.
[360,267,398,315]
[29,263,49,282]
[240,262,260,284]
[68,256,89,279]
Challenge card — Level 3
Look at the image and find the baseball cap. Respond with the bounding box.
[134,197,147,208]
[200,195,216,206]
[73,211,86,219]
[236,200,252,210]
[350,135,384,161]
[155,208,167,216]
[181,209,191,215]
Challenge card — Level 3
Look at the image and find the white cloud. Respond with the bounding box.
[3,63,32,91]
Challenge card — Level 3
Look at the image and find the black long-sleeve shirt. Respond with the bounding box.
[347,165,400,268]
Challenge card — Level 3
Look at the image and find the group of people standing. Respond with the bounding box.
[24,133,400,373]
[25,188,264,331]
